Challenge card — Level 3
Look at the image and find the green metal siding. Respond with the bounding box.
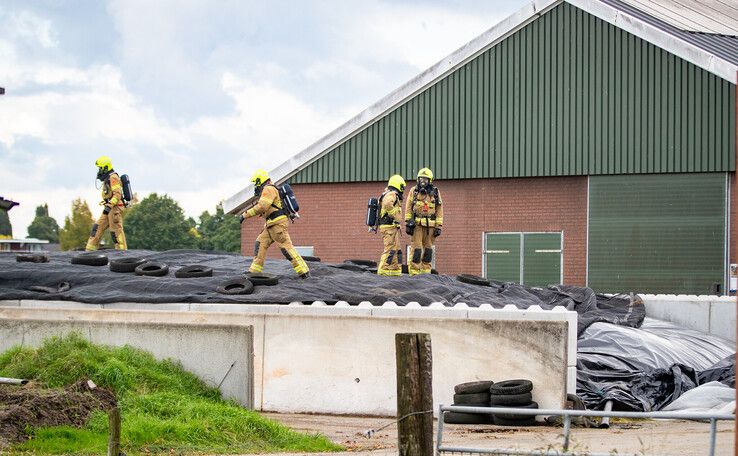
[292,2,736,184]
[588,173,726,295]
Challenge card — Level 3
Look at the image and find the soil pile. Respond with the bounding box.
[0,379,116,448]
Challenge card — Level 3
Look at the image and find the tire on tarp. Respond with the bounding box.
[16,254,49,263]
[109,257,146,273]
[175,265,213,278]
[457,274,490,286]
[71,252,108,266]
[302,256,321,262]
[134,261,169,277]
[345,259,377,267]
[244,272,279,286]
[216,278,254,295]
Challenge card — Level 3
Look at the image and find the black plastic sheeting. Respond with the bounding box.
[0,249,642,335]
[1,249,733,412]
[577,319,735,411]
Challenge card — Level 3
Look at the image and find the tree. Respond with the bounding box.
[197,204,240,252]
[27,204,60,242]
[0,209,11,238]
[59,199,94,250]
[124,193,197,250]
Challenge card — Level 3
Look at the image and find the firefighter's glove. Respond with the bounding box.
[433,227,442,237]
[405,221,415,236]
[102,205,111,215]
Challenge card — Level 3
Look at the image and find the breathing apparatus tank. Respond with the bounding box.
[366,197,379,232]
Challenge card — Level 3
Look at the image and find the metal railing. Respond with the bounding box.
[437,404,735,456]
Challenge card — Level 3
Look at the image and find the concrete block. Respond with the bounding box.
[0,315,254,407]
[0,300,20,307]
[358,301,374,308]
[567,366,577,395]
[21,300,102,310]
[278,305,372,317]
[643,297,710,333]
[709,300,736,342]
[103,302,190,311]
[189,303,281,315]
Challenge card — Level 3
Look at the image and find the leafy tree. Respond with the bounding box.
[59,199,94,250]
[124,193,197,250]
[197,204,240,252]
[0,209,11,238]
[27,204,60,242]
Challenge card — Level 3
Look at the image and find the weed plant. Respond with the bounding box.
[0,333,342,454]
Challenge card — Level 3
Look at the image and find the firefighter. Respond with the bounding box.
[239,169,309,278]
[85,156,127,251]
[377,174,406,276]
[405,167,443,275]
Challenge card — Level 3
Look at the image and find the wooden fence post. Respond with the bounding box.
[395,333,433,456]
[107,407,121,456]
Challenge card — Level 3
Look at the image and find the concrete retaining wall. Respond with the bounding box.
[0,301,575,416]
[641,295,736,342]
[0,315,254,407]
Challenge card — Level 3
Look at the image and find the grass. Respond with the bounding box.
[0,333,343,455]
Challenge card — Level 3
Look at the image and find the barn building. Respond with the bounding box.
[224,0,738,295]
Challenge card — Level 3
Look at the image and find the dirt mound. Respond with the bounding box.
[0,379,117,448]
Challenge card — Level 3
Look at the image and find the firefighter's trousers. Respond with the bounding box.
[377,225,402,276]
[249,218,309,276]
[85,206,127,251]
[409,225,435,275]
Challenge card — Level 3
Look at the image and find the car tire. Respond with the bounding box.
[16,254,49,263]
[302,256,321,262]
[244,272,279,286]
[489,379,533,396]
[216,278,255,295]
[71,252,108,266]
[109,257,146,273]
[134,261,169,277]
[453,392,491,404]
[444,411,490,425]
[175,265,214,278]
[455,380,495,394]
[345,259,377,267]
[489,392,533,406]
[492,401,539,421]
[457,274,491,286]
[493,415,537,426]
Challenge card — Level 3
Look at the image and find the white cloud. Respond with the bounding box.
[5,10,58,49]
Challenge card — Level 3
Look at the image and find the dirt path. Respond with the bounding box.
[262,412,735,456]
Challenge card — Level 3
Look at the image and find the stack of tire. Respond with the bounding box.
[489,379,538,426]
[444,380,494,424]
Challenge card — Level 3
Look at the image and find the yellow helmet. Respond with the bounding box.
[250,169,270,187]
[388,174,406,192]
[417,167,433,182]
[95,155,113,172]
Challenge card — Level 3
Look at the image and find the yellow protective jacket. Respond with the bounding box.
[378,188,402,228]
[244,185,287,226]
[102,172,124,208]
[405,186,443,227]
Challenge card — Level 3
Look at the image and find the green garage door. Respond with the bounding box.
[588,173,726,294]
[484,232,562,286]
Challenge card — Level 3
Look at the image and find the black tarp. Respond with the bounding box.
[577,319,735,411]
[0,249,643,335]
[2,249,734,412]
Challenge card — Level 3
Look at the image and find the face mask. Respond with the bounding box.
[96,168,108,181]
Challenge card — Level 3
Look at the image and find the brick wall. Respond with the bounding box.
[240,176,588,285]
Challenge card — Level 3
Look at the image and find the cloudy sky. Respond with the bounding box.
[1,0,526,238]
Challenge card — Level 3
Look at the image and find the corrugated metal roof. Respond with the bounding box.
[619,0,738,35]
[604,0,738,65]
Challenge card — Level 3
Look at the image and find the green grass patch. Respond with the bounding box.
[0,333,342,454]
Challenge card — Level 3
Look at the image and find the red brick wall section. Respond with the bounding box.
[240,177,589,285]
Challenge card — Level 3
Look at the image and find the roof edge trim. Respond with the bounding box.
[222,0,560,214]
